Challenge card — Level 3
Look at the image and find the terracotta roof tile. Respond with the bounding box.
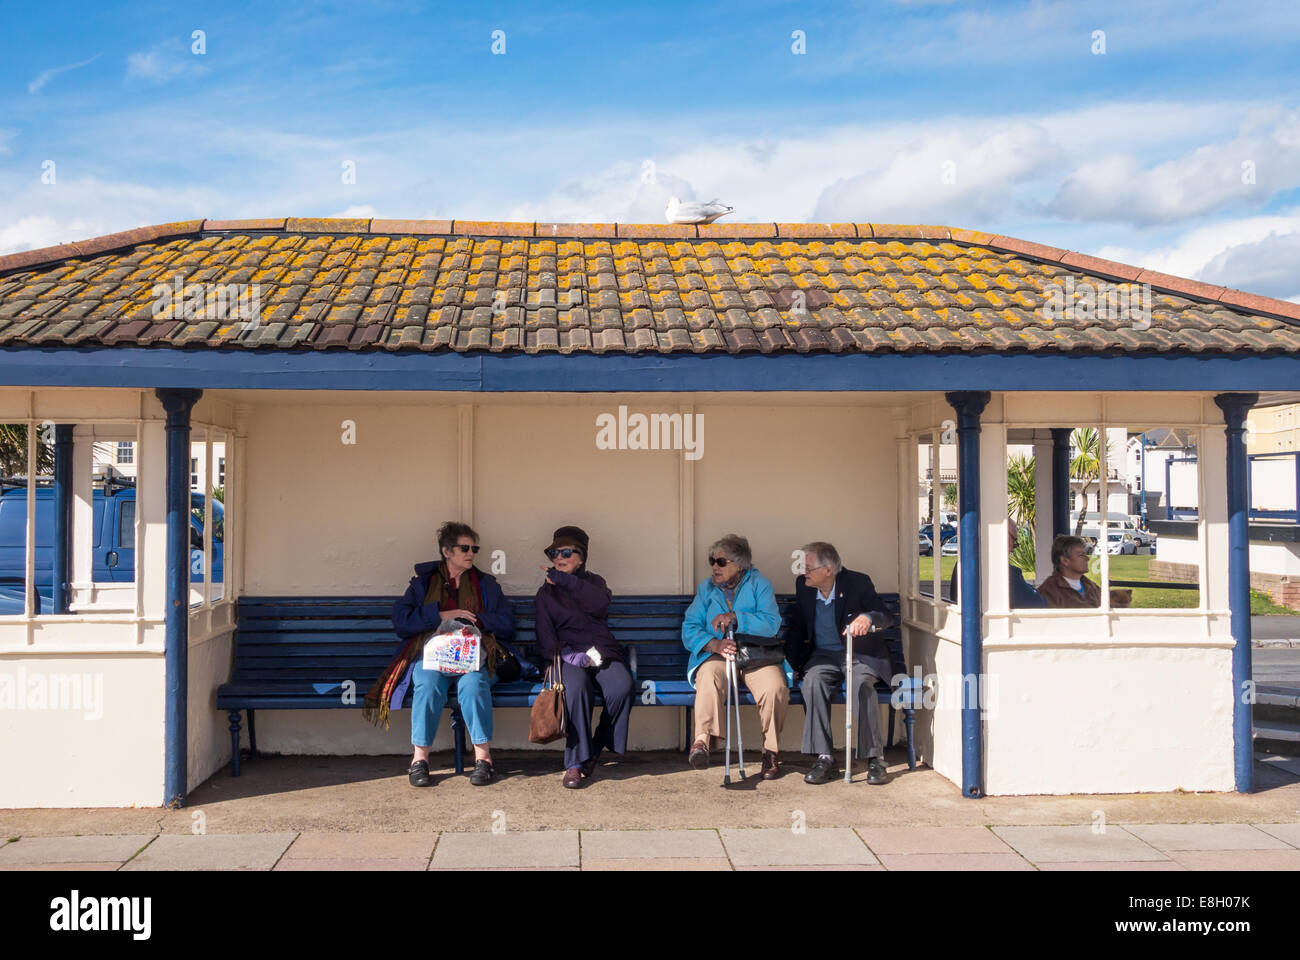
[0,220,1295,357]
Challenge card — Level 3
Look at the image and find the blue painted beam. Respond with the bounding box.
[946,390,990,799]
[156,388,202,808]
[1215,392,1259,793]
[1051,427,1071,539]
[0,346,1299,392]
[51,424,73,615]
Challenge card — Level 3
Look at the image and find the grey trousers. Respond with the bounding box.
[799,651,885,759]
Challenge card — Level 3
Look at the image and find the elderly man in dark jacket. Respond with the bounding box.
[785,541,896,785]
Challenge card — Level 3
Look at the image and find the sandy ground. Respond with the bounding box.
[3,749,1298,837]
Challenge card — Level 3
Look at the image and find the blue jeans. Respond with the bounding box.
[410,664,497,747]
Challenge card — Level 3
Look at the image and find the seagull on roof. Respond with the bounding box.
[665,196,735,224]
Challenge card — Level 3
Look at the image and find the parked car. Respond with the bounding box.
[0,480,223,614]
[920,523,957,544]
[1105,531,1137,556]
[940,535,960,557]
[919,532,933,556]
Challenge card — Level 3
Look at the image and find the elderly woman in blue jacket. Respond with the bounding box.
[682,533,787,779]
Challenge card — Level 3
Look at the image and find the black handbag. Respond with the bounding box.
[732,632,785,671]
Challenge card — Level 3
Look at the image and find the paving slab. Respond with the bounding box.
[736,864,885,871]
[856,826,1012,855]
[275,858,428,871]
[1037,861,1185,871]
[121,833,297,871]
[1251,822,1300,847]
[0,861,124,871]
[282,832,435,861]
[720,828,877,866]
[579,829,723,860]
[877,852,1034,870]
[582,857,732,870]
[1123,823,1290,851]
[0,835,154,864]
[991,826,1168,863]
[429,831,579,869]
[1168,849,1300,870]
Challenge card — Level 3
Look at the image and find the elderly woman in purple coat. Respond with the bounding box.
[534,525,634,788]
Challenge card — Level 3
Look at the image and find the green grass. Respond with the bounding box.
[917,551,1295,612]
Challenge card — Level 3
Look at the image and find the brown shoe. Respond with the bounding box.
[688,740,709,769]
[563,766,583,789]
[761,750,781,780]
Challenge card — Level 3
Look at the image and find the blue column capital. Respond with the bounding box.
[944,390,991,425]
[155,388,203,426]
[1213,392,1258,424]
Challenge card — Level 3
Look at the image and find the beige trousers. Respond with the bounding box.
[692,656,789,754]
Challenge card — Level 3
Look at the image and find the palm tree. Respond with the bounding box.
[1070,427,1118,536]
[942,482,958,514]
[0,424,54,477]
[1007,453,1036,531]
[1007,453,1038,573]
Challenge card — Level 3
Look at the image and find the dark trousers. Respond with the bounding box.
[799,650,885,759]
[559,659,634,769]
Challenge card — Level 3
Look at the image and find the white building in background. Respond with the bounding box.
[93,440,227,492]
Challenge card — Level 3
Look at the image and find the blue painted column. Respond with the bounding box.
[51,424,74,615]
[156,388,202,808]
[1050,427,1071,538]
[1214,392,1258,793]
[946,391,990,798]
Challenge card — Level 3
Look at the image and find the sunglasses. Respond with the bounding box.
[708,556,732,567]
[451,544,480,554]
[546,547,583,560]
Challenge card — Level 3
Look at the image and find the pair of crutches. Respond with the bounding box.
[722,625,746,785]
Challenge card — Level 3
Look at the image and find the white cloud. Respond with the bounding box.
[27,54,100,94]
[1047,110,1300,225]
[329,204,378,218]
[126,40,206,83]
[1095,211,1300,300]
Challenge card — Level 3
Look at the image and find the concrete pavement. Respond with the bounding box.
[1,749,1299,870]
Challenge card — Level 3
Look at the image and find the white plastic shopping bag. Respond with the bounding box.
[422,619,482,674]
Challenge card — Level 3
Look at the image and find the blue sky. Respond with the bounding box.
[4,0,1300,299]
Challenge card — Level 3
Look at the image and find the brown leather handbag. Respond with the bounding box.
[528,654,567,744]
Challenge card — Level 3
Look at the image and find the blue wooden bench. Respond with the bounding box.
[217,593,919,776]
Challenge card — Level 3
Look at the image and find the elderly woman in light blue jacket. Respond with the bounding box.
[681,534,786,779]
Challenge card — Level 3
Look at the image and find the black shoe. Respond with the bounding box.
[408,760,432,787]
[580,758,596,779]
[804,755,837,784]
[866,758,889,785]
[469,759,495,786]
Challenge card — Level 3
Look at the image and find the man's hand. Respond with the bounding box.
[711,611,738,635]
[707,636,738,658]
[846,614,874,637]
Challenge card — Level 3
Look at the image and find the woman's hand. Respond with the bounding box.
[711,611,737,635]
[443,609,478,624]
[707,635,737,658]
[540,564,556,585]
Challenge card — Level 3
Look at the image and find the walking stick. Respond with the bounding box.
[724,628,733,786]
[731,649,746,780]
[722,625,745,785]
[844,624,853,784]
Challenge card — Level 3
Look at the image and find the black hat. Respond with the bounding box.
[545,525,589,557]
